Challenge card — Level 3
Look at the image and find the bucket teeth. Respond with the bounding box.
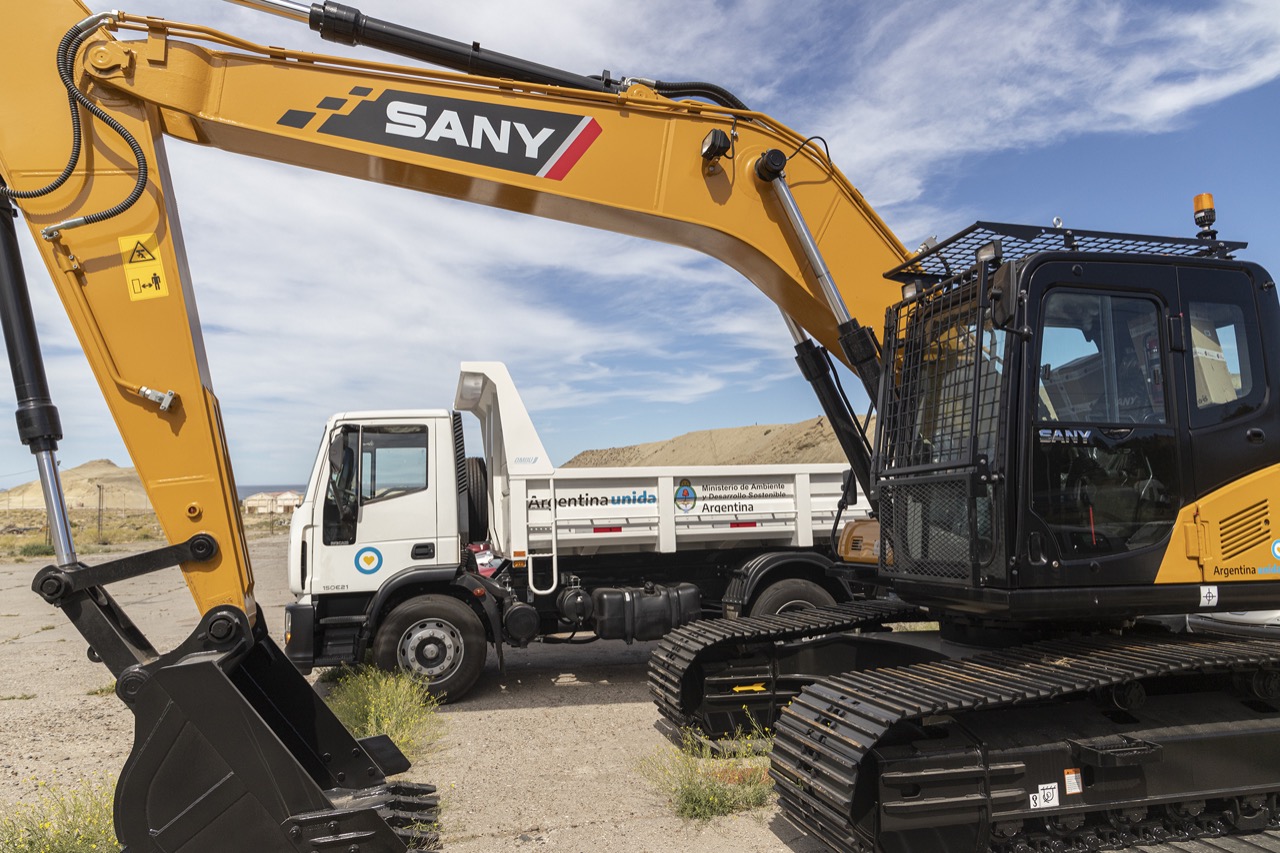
[384,782,442,850]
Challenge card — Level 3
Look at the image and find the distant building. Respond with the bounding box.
[243,491,303,514]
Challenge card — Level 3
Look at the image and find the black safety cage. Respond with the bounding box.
[885,221,1246,285]
[875,248,1006,584]
[871,221,1245,587]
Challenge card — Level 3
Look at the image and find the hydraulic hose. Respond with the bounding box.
[650,80,749,111]
[0,14,149,238]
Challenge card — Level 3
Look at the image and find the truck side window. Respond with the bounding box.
[361,425,429,503]
[323,427,359,545]
[1188,299,1260,428]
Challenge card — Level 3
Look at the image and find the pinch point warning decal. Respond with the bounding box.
[117,234,169,302]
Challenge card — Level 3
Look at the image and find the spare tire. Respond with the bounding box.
[465,456,489,543]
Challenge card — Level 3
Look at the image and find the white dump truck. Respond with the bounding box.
[284,362,867,700]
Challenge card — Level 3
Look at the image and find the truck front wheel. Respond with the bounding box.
[749,578,836,617]
[373,594,487,702]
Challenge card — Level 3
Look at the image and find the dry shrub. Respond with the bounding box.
[323,666,445,757]
[642,724,775,819]
[0,775,120,853]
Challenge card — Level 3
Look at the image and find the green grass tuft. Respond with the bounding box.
[0,776,120,853]
[642,722,775,820]
[322,666,444,757]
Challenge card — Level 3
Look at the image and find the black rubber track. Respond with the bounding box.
[771,632,1280,853]
[648,599,928,734]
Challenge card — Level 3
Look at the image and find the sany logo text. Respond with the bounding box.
[1038,428,1092,445]
[385,102,556,159]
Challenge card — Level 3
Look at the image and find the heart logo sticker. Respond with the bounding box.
[354,547,383,575]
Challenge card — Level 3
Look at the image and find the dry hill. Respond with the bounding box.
[563,416,850,467]
[0,458,152,511]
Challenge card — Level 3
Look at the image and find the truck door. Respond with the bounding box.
[312,422,440,595]
[1022,262,1184,587]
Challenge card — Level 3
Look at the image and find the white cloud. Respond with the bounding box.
[817,0,1280,211]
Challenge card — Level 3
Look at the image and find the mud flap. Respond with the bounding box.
[113,606,439,852]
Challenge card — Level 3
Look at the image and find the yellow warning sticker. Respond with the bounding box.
[117,234,169,301]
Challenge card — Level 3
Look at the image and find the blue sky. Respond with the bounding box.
[3,0,1279,488]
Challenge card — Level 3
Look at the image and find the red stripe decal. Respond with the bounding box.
[729,522,758,528]
[543,118,602,181]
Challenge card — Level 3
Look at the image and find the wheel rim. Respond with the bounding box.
[397,617,464,681]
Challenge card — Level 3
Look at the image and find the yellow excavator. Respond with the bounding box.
[1,2,1278,852]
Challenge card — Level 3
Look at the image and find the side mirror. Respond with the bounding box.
[989,261,1019,329]
[328,430,347,472]
[840,468,858,506]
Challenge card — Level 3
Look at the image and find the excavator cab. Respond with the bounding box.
[873,221,1280,628]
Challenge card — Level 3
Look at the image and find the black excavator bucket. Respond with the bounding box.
[110,605,440,852]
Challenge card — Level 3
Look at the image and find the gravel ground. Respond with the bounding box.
[0,535,826,852]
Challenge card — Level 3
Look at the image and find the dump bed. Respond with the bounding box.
[509,463,848,556]
[454,362,860,561]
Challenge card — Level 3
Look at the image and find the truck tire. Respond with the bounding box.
[465,456,489,542]
[749,578,836,617]
[373,594,487,702]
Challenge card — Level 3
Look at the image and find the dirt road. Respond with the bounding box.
[0,535,825,852]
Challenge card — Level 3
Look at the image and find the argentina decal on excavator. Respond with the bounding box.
[279,89,603,179]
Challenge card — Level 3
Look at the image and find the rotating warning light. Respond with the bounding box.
[1194,193,1216,226]
[1194,192,1217,239]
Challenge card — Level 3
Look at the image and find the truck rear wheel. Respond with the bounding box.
[749,578,836,617]
[373,594,487,702]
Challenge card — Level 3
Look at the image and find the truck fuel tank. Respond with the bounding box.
[592,583,700,643]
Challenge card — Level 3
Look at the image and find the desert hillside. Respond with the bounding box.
[563,415,849,467]
[0,458,152,511]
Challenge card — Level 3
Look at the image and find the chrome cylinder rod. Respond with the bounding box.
[35,450,77,568]
[223,0,311,23]
[756,152,853,327]
[780,308,810,346]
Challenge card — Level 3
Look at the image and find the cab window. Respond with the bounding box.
[1030,291,1177,558]
[1036,293,1165,424]
[361,425,429,503]
[1188,299,1259,428]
